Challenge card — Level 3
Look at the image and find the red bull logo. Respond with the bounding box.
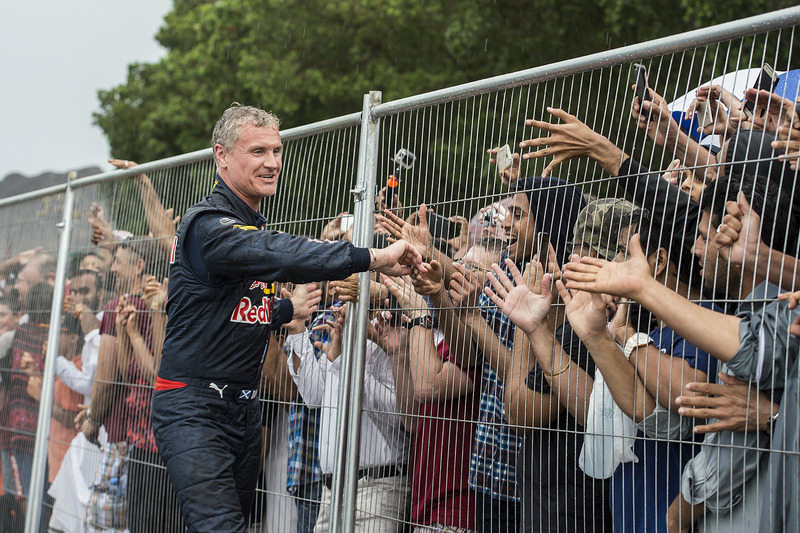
[248,281,275,295]
[230,297,273,324]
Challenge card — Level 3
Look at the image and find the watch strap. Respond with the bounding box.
[623,332,652,359]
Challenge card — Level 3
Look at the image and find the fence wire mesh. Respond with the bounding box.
[1,6,799,533]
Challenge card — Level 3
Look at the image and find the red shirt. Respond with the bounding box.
[410,340,479,530]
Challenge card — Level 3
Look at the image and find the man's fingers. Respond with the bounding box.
[692,420,732,434]
[554,279,572,304]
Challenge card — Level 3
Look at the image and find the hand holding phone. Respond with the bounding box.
[426,211,460,241]
[633,63,652,120]
[495,145,513,176]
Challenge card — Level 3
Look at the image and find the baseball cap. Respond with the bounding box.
[572,198,642,260]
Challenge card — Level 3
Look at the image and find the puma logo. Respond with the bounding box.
[209,383,228,398]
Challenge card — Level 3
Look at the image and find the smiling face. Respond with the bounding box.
[214,124,283,210]
[502,192,537,263]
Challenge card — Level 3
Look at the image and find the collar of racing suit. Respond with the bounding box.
[211,174,269,229]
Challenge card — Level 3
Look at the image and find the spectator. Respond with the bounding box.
[0,294,20,499]
[5,282,52,515]
[284,302,411,532]
[561,169,799,531]
[382,240,506,532]
[77,238,181,533]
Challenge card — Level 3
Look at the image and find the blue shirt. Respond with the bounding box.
[610,301,720,533]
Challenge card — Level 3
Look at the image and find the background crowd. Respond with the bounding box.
[0,63,799,533]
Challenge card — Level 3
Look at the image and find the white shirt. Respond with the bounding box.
[285,331,409,474]
[56,328,100,405]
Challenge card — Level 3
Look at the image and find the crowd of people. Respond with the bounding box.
[0,66,798,533]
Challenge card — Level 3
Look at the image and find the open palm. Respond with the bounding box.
[484,259,552,335]
[556,280,609,341]
[562,234,651,299]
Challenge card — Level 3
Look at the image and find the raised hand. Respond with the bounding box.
[562,234,652,300]
[370,239,427,277]
[742,88,799,132]
[714,191,762,267]
[777,290,800,337]
[312,306,346,362]
[772,125,800,171]
[143,275,169,312]
[487,146,522,187]
[631,86,677,146]
[319,211,351,241]
[282,283,322,323]
[410,261,445,297]
[484,258,553,335]
[555,279,610,342]
[685,85,741,136]
[449,261,485,309]
[520,107,608,178]
[381,274,428,317]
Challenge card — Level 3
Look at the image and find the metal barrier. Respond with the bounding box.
[0,5,798,532]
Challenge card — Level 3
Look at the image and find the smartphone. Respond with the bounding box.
[633,63,651,119]
[697,100,715,130]
[496,144,513,175]
[427,212,459,241]
[537,232,551,270]
[340,214,354,232]
[742,63,780,119]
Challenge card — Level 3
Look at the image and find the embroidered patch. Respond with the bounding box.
[219,217,237,225]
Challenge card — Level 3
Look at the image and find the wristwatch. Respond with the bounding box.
[405,314,434,329]
[623,332,653,359]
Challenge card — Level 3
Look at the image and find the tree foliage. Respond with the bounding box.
[95,0,795,162]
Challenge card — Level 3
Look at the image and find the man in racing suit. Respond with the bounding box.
[151,104,423,532]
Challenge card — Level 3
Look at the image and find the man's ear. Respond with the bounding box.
[136,258,146,278]
[213,144,228,170]
[648,247,670,278]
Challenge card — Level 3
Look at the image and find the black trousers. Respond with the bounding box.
[152,386,262,533]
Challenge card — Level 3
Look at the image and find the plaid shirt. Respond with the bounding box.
[468,257,524,501]
[284,304,339,493]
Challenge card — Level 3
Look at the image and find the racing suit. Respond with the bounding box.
[152,176,370,532]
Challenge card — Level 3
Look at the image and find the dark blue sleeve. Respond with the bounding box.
[270,299,294,331]
[191,214,371,283]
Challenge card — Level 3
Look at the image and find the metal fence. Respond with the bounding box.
[1,5,799,532]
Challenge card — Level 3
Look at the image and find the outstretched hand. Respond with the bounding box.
[676,372,778,434]
[772,125,800,171]
[520,107,605,178]
[371,240,427,277]
[777,290,800,337]
[483,258,553,335]
[554,279,610,342]
[283,283,322,323]
[714,191,763,267]
[562,234,651,300]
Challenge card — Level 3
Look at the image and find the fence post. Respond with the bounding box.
[328,91,382,533]
[24,173,76,533]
